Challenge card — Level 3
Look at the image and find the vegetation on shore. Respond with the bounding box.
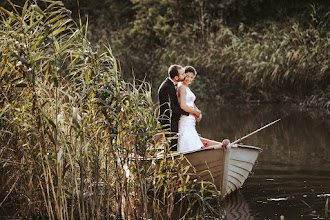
[71,0,329,108]
[0,1,223,218]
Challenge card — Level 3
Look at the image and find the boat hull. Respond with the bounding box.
[174,139,262,198]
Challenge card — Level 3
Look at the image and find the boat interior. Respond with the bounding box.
[200,137,222,148]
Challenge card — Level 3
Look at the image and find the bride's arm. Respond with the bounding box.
[178,85,201,116]
[194,103,202,121]
[193,103,200,111]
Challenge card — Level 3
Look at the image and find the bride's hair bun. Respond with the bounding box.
[184,66,197,76]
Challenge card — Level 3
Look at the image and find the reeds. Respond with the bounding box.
[0,1,223,219]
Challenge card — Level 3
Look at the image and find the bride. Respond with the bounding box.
[177,66,204,152]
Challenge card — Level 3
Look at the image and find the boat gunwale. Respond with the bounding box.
[170,143,262,158]
[235,144,263,152]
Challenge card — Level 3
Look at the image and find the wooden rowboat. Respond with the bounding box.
[171,137,262,198]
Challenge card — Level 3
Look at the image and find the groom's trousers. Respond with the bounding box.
[170,119,179,151]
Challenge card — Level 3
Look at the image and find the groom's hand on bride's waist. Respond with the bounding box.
[195,109,201,117]
[196,113,202,122]
[191,113,202,122]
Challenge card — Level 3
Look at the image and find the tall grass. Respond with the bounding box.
[0,0,223,219]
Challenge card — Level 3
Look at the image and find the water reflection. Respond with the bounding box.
[223,191,254,220]
[197,103,330,219]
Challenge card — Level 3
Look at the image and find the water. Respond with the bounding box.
[197,103,330,219]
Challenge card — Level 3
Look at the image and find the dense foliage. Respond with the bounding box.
[65,0,329,107]
[0,1,223,219]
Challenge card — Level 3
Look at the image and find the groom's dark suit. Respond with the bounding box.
[158,78,189,151]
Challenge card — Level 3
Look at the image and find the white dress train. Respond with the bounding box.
[177,86,203,152]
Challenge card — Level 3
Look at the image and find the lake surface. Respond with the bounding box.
[197,103,330,219]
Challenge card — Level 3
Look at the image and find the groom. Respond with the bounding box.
[158,64,189,151]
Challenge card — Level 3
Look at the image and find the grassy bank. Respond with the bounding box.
[69,0,329,109]
[0,1,223,219]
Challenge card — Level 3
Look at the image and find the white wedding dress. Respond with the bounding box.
[177,86,203,152]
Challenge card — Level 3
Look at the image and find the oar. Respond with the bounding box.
[231,118,281,145]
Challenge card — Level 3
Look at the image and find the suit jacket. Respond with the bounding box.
[158,78,189,130]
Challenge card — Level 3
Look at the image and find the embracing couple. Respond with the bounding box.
[158,64,204,152]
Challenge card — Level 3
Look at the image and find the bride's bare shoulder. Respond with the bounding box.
[178,84,186,92]
[178,83,186,89]
[177,85,187,98]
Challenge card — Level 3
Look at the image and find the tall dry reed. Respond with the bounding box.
[0,1,223,219]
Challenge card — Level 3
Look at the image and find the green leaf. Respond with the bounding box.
[0,104,10,119]
[45,1,65,11]
[47,14,67,24]
[51,18,72,30]
[49,25,73,37]
[31,5,47,18]
[54,38,61,54]
[22,0,29,18]
[0,7,20,22]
